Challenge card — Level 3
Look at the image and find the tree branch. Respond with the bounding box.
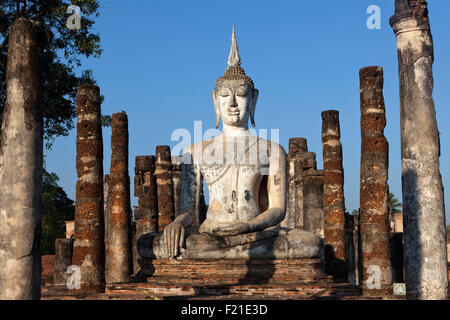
[0,38,7,50]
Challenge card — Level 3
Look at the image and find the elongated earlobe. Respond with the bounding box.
[212,90,220,128]
[250,89,259,127]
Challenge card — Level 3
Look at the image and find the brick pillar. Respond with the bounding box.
[0,18,45,300]
[289,138,308,155]
[354,213,361,285]
[321,110,347,281]
[104,174,111,271]
[133,155,158,272]
[282,138,308,228]
[172,156,182,215]
[106,112,131,283]
[53,238,73,286]
[345,213,356,285]
[72,85,105,293]
[359,66,392,295]
[390,0,448,299]
[302,169,324,238]
[156,146,175,230]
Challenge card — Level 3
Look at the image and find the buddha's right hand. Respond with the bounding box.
[163,220,185,259]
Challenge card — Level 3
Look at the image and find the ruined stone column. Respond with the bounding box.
[72,85,105,293]
[172,156,182,215]
[156,146,175,230]
[134,156,158,234]
[0,18,44,300]
[345,213,356,285]
[282,138,308,229]
[302,169,324,238]
[133,155,158,272]
[321,110,347,281]
[359,66,392,295]
[106,112,131,283]
[54,238,74,286]
[104,174,111,267]
[353,213,361,285]
[390,0,448,299]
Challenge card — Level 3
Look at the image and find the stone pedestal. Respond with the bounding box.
[390,0,448,299]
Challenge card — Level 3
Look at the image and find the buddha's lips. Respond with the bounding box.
[227,110,240,116]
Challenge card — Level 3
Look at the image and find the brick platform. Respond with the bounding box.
[136,259,327,285]
[100,259,359,299]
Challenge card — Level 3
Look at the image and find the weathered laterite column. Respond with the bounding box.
[302,169,324,238]
[106,112,132,283]
[72,84,105,293]
[172,156,182,215]
[390,0,448,300]
[295,151,317,229]
[133,155,158,272]
[345,213,356,285]
[104,174,111,267]
[0,18,45,300]
[156,146,175,230]
[282,138,308,229]
[359,66,392,295]
[54,238,74,286]
[321,110,347,281]
[134,156,158,233]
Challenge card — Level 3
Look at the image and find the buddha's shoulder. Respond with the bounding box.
[256,137,287,156]
[182,138,217,155]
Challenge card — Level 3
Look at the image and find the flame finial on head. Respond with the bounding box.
[227,25,241,67]
[215,25,254,91]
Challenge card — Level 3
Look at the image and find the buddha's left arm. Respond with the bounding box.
[248,145,287,232]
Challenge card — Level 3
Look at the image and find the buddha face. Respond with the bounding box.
[213,80,258,128]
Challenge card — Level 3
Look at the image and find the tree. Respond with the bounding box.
[389,192,402,216]
[0,0,108,149]
[41,165,74,255]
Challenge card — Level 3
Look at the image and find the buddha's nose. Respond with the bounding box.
[229,95,238,108]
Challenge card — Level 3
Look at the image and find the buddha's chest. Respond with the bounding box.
[200,163,266,187]
[199,163,267,221]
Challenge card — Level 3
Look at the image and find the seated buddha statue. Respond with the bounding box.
[138,27,323,260]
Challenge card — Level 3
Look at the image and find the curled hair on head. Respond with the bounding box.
[214,66,255,98]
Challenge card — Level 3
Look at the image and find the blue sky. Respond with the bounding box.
[45,0,450,222]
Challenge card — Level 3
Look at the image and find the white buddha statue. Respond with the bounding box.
[138,26,323,260]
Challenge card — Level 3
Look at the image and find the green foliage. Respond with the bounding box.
[0,0,106,149]
[41,165,75,255]
[389,192,402,216]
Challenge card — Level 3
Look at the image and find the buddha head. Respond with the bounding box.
[212,26,259,129]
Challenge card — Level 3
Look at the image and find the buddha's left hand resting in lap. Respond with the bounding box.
[137,26,323,260]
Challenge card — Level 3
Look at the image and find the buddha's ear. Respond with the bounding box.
[212,90,220,129]
[250,89,259,127]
